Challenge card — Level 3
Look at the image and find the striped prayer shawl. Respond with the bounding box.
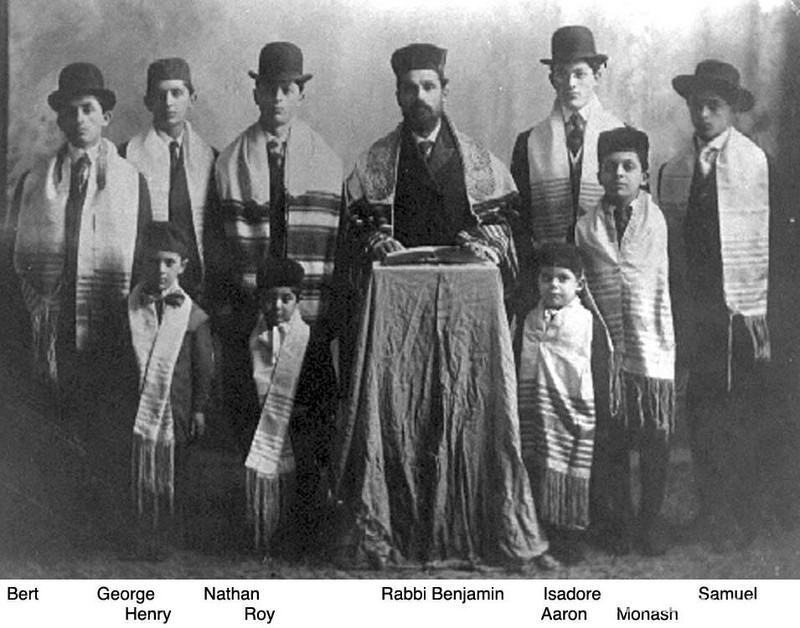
[128,284,192,528]
[124,122,215,270]
[521,96,622,245]
[518,299,595,530]
[215,120,342,325]
[575,193,676,432]
[659,128,770,370]
[344,116,518,274]
[245,309,310,549]
[13,139,140,382]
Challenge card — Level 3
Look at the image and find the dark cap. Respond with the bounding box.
[48,62,116,112]
[257,257,305,292]
[598,126,650,172]
[391,43,447,80]
[143,221,190,258]
[536,242,584,278]
[147,57,194,97]
[672,59,754,112]
[540,25,608,66]
[248,42,313,84]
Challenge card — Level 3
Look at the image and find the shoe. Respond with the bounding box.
[533,552,561,571]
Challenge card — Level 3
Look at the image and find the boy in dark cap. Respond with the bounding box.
[576,127,675,556]
[659,60,771,552]
[516,242,596,565]
[122,221,213,559]
[241,257,334,556]
[122,57,217,301]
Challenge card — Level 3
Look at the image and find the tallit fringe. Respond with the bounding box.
[618,371,675,434]
[743,314,770,362]
[132,434,175,530]
[538,466,591,530]
[22,283,59,385]
[246,468,296,551]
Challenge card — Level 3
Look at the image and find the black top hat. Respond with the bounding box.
[672,59,754,112]
[147,57,194,97]
[143,221,191,259]
[540,25,608,66]
[391,43,447,79]
[257,257,305,292]
[48,62,116,112]
[598,126,650,172]
[248,42,312,84]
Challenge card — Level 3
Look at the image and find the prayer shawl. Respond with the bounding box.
[575,193,676,432]
[520,96,622,245]
[245,309,310,549]
[13,139,141,382]
[518,298,595,530]
[215,120,342,325]
[659,127,770,377]
[124,122,215,270]
[344,116,519,281]
[128,283,192,528]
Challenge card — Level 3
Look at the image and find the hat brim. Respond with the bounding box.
[248,70,313,85]
[48,88,116,112]
[672,75,754,112]
[540,53,608,66]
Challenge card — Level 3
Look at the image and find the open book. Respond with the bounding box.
[382,245,490,266]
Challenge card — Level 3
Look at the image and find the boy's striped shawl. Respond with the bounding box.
[576,192,676,432]
[518,96,622,246]
[13,139,141,382]
[659,127,770,374]
[518,298,595,530]
[245,309,310,550]
[125,121,215,271]
[215,120,342,325]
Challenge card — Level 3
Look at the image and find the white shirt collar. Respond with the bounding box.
[67,142,100,163]
[156,126,185,147]
[695,127,731,153]
[561,93,600,125]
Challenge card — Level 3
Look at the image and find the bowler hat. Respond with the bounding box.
[143,221,191,259]
[540,26,608,66]
[248,42,312,84]
[257,257,305,292]
[672,59,754,112]
[391,43,447,79]
[147,57,194,97]
[48,62,116,112]
[598,126,650,172]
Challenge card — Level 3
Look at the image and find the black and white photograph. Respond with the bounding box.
[1,0,799,587]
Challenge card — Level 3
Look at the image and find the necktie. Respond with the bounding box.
[267,139,288,258]
[417,139,434,163]
[141,290,186,323]
[698,145,718,178]
[566,112,585,159]
[614,205,633,245]
[61,154,91,349]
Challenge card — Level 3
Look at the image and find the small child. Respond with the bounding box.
[127,221,214,559]
[517,242,597,565]
[244,257,332,555]
[575,126,675,556]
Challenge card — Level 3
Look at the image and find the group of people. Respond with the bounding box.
[3,24,783,568]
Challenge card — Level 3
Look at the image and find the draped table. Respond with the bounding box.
[332,263,548,566]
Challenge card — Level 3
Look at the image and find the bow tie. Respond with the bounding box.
[141,291,185,308]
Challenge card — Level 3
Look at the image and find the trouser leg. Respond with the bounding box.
[638,426,669,533]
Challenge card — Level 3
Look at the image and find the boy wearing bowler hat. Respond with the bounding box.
[122,58,217,302]
[511,26,624,293]
[213,42,341,471]
[7,61,152,546]
[658,60,771,552]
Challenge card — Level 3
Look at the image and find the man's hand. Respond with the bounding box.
[374,237,405,260]
[191,412,206,441]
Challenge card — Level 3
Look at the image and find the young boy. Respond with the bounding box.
[122,58,217,300]
[126,221,213,559]
[243,257,334,555]
[575,126,675,556]
[516,242,596,565]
